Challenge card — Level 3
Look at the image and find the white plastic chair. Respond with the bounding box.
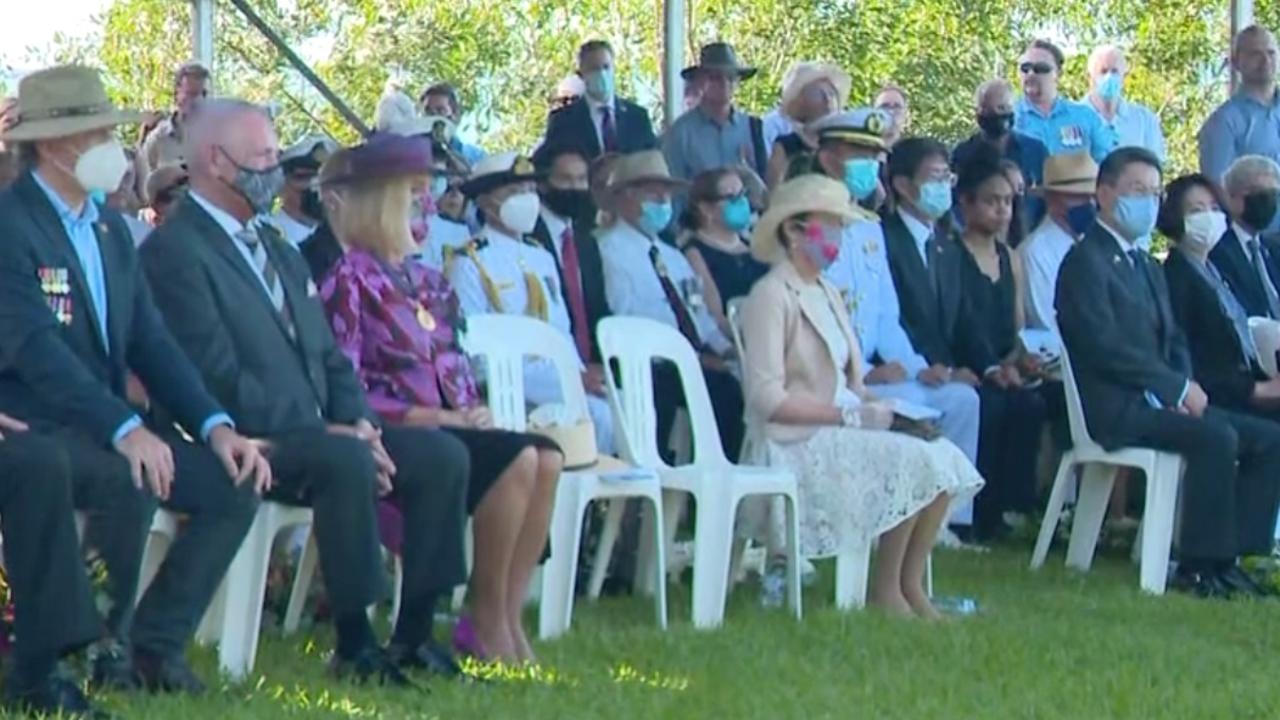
[1029,345,1185,594]
[462,313,668,639]
[283,533,407,635]
[597,316,802,628]
[1248,316,1280,377]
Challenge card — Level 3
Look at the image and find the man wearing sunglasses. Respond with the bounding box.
[1014,39,1115,164]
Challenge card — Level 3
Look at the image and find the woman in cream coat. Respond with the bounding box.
[740,175,984,619]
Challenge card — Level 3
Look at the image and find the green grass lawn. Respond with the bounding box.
[33,545,1280,719]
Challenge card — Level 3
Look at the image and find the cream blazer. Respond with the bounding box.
[741,259,866,443]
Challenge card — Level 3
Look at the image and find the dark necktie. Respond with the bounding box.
[600,106,618,153]
[1248,238,1280,318]
[238,225,295,339]
[558,225,592,362]
[924,235,940,295]
[648,244,703,350]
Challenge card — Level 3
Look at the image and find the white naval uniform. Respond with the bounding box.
[448,225,614,453]
[824,215,980,525]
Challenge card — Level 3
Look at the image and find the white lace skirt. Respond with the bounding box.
[764,427,985,558]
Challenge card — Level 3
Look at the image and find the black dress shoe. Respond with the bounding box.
[388,641,468,680]
[330,646,416,688]
[1170,567,1234,600]
[133,649,207,695]
[1218,565,1275,599]
[88,641,140,692]
[4,675,113,719]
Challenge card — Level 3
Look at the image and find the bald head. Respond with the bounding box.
[185,98,281,221]
[975,79,1013,113]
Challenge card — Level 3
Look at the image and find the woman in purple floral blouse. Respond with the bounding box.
[318,134,561,665]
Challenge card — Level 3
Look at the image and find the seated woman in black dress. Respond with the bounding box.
[1159,173,1280,420]
[953,154,1049,540]
[679,167,769,339]
[765,62,850,188]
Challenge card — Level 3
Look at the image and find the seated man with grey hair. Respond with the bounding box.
[1082,44,1166,163]
[951,78,1050,228]
[1209,154,1280,319]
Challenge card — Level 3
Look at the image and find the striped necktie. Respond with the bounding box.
[237,224,295,337]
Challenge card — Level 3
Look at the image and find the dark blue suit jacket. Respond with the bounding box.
[0,172,223,445]
[1208,226,1280,319]
[1055,223,1192,448]
[542,97,657,159]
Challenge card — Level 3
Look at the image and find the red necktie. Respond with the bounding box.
[648,244,703,350]
[600,106,618,152]
[559,225,592,362]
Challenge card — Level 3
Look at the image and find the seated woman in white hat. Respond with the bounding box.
[739,174,984,619]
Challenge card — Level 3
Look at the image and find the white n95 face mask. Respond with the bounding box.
[74,138,130,195]
[499,191,541,235]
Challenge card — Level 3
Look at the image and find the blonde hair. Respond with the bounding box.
[329,174,421,259]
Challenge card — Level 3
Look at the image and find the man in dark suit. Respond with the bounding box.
[1056,147,1280,598]
[140,99,470,685]
[1208,155,1280,318]
[531,141,609,365]
[0,65,270,694]
[0,421,107,717]
[542,40,657,159]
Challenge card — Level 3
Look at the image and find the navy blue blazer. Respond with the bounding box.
[0,172,223,445]
[542,97,657,159]
[1208,226,1280,319]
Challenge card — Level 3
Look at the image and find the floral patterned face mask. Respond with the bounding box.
[799,218,842,271]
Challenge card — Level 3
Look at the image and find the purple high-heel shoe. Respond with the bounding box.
[452,615,488,660]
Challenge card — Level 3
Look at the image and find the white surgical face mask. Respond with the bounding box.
[498,191,541,235]
[72,138,129,196]
[1182,209,1228,253]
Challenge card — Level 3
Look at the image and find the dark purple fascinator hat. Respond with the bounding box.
[318,132,433,187]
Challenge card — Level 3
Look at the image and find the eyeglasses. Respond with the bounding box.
[1019,62,1054,75]
[927,172,958,187]
[713,190,748,203]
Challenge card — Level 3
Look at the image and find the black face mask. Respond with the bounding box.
[300,188,324,223]
[1242,189,1280,231]
[977,112,1015,139]
[542,187,594,222]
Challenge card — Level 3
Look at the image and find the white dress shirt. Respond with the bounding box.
[269,210,316,248]
[1021,216,1076,338]
[897,207,933,266]
[190,192,281,299]
[598,220,732,356]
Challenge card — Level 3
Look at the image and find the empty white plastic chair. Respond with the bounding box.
[1030,345,1185,594]
[1248,316,1280,377]
[462,313,668,639]
[598,316,802,628]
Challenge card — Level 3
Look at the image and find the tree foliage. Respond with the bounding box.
[36,0,1255,177]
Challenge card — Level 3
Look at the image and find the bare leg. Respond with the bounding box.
[469,449,536,663]
[869,514,917,618]
[902,493,950,621]
[505,448,562,663]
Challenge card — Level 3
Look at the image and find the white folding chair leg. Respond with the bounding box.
[690,494,735,629]
[195,579,225,646]
[834,534,872,610]
[538,482,586,640]
[450,521,475,612]
[1065,464,1117,572]
[587,498,627,599]
[643,491,669,630]
[282,532,319,636]
[387,554,404,632]
[1139,457,1179,595]
[782,492,803,620]
[925,553,934,598]
[635,490,683,596]
[1031,455,1077,569]
[213,510,276,680]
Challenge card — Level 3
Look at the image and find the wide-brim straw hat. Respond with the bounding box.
[319,133,432,188]
[3,65,145,142]
[681,42,758,81]
[459,151,544,198]
[1031,152,1099,196]
[750,174,858,263]
[780,62,851,118]
[606,150,688,195]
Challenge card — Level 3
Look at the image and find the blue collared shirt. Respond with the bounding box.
[451,137,487,167]
[1015,96,1117,163]
[1198,91,1280,184]
[1084,96,1166,164]
[31,173,231,443]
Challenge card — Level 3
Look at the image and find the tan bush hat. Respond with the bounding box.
[780,62,851,118]
[1032,152,1098,196]
[750,174,857,263]
[3,65,145,142]
[606,150,688,195]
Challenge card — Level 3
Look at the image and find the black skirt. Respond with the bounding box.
[445,427,561,512]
